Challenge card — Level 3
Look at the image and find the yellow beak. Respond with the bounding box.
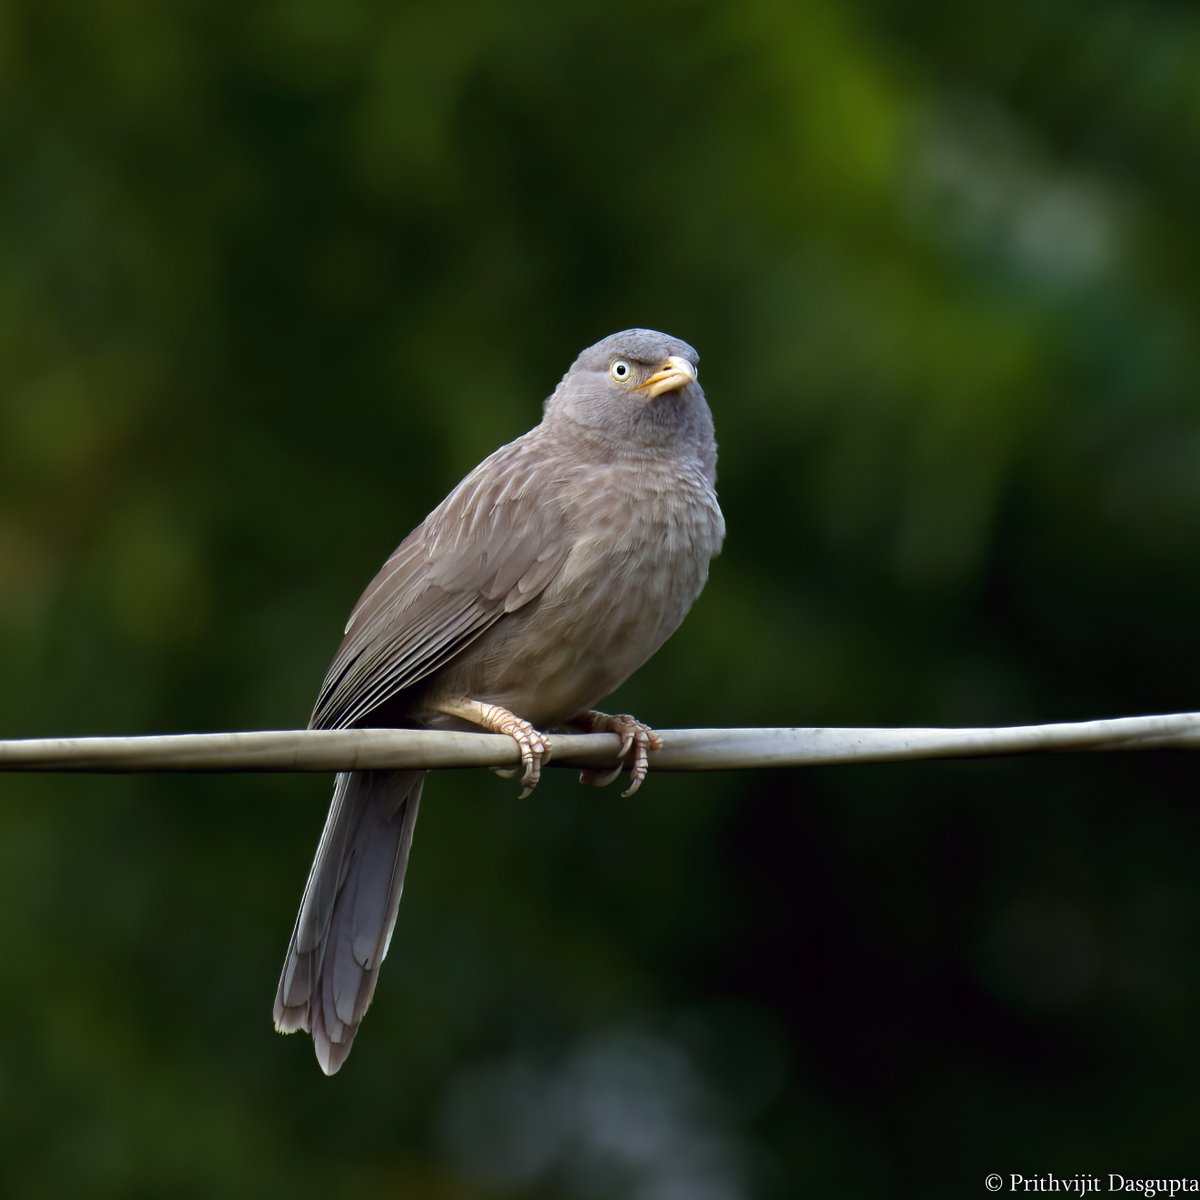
[634,355,697,399]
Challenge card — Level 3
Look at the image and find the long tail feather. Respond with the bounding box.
[273,769,423,1074]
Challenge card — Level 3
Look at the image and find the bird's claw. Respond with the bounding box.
[436,699,553,798]
[575,713,663,797]
[489,714,551,798]
[578,763,626,790]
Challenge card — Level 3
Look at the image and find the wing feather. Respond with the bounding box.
[310,432,573,731]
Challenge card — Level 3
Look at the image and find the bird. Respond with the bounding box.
[273,328,725,1074]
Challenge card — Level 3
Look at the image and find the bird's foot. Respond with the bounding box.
[484,711,551,797]
[570,710,663,797]
[435,698,551,798]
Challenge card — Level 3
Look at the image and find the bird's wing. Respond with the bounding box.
[310,433,574,730]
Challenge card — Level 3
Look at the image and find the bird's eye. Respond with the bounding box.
[609,359,632,383]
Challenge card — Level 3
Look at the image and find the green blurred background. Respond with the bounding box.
[3,1,1200,1195]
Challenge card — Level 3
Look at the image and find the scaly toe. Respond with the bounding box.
[510,725,551,798]
[621,733,659,797]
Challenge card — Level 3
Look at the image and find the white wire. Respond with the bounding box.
[0,711,1197,774]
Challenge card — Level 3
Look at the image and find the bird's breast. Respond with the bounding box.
[437,457,724,726]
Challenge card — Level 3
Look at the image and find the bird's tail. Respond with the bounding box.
[273,768,423,1074]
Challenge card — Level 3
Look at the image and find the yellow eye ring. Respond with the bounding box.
[609,359,633,383]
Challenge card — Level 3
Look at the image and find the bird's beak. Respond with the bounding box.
[634,355,697,399]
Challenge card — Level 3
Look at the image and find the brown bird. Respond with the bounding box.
[273,329,725,1073]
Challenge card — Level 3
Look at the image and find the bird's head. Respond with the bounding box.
[545,328,712,457]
